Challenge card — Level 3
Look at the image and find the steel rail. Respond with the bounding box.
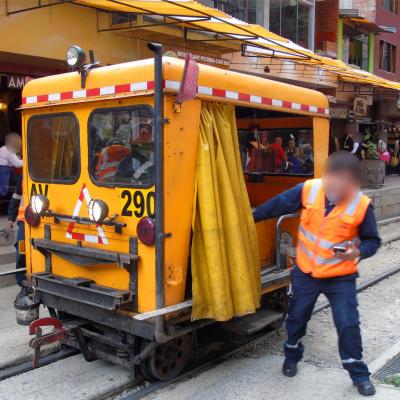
[313,263,400,314]
[0,347,79,382]
[0,217,399,392]
[116,263,400,400]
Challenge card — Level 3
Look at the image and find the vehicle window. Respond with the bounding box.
[239,127,314,176]
[88,106,154,187]
[28,113,79,183]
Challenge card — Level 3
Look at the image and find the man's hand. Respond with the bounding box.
[335,245,360,260]
[6,220,14,231]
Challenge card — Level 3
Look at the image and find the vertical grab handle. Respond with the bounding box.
[276,213,300,271]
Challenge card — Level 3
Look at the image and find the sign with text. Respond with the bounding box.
[353,96,368,118]
[164,48,230,69]
[7,75,33,89]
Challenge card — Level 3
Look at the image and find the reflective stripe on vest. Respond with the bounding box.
[307,178,322,205]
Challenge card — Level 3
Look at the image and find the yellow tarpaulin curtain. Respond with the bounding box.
[191,102,260,321]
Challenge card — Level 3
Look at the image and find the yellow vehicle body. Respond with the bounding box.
[21,53,329,378]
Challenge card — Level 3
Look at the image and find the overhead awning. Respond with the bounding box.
[8,0,400,92]
[342,16,385,33]
[74,0,323,61]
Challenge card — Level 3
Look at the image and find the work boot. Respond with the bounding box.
[353,380,376,396]
[282,360,298,377]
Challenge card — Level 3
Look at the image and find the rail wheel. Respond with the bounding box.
[264,288,289,330]
[140,335,192,381]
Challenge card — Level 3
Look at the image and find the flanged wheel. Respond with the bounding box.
[140,335,192,381]
[263,288,289,329]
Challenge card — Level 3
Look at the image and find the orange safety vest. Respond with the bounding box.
[17,195,25,222]
[95,145,130,182]
[296,179,371,279]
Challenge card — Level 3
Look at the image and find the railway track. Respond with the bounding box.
[114,262,400,400]
[0,217,399,399]
[0,347,78,382]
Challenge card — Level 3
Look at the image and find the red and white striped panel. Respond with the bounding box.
[22,79,329,116]
[66,183,108,245]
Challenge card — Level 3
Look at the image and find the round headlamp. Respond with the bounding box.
[88,199,109,224]
[30,194,50,216]
[66,45,86,68]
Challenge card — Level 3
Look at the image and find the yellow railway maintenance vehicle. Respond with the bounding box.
[19,44,329,381]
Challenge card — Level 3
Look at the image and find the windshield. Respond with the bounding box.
[88,105,154,187]
[27,113,80,183]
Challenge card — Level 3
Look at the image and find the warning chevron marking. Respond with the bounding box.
[66,183,108,245]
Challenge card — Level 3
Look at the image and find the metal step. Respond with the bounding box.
[222,309,283,335]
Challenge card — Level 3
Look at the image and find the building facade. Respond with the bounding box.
[374,0,400,81]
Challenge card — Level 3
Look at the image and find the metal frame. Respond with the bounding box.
[276,213,300,271]
[32,272,132,310]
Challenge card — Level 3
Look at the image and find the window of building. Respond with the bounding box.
[28,113,80,183]
[268,0,315,49]
[379,41,397,73]
[111,12,137,25]
[88,105,154,187]
[383,0,399,14]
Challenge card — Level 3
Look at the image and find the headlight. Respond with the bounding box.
[66,45,86,68]
[30,194,50,216]
[88,199,109,224]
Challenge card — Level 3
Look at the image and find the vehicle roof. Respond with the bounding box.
[22,57,329,117]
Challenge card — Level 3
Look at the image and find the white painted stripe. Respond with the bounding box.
[100,86,115,95]
[309,105,318,113]
[130,81,148,92]
[48,93,61,101]
[197,85,213,95]
[226,90,239,100]
[96,227,109,245]
[325,108,330,115]
[82,187,91,204]
[272,99,283,107]
[26,96,38,104]
[73,90,86,99]
[84,234,99,244]
[292,102,301,110]
[65,232,72,239]
[250,95,262,104]
[72,199,82,218]
[165,80,180,90]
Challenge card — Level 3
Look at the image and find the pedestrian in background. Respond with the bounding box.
[253,151,381,396]
[7,174,26,295]
[0,132,23,197]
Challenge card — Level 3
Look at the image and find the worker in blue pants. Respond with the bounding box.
[253,151,381,396]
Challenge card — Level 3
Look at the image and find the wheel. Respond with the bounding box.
[140,335,192,381]
[263,288,289,330]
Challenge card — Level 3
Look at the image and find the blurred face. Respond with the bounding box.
[323,170,359,204]
[275,137,282,146]
[7,136,21,153]
[288,139,295,149]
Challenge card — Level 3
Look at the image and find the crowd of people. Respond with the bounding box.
[239,125,314,175]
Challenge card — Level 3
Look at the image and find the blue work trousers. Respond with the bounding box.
[284,266,370,383]
[0,165,11,197]
[15,221,26,287]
